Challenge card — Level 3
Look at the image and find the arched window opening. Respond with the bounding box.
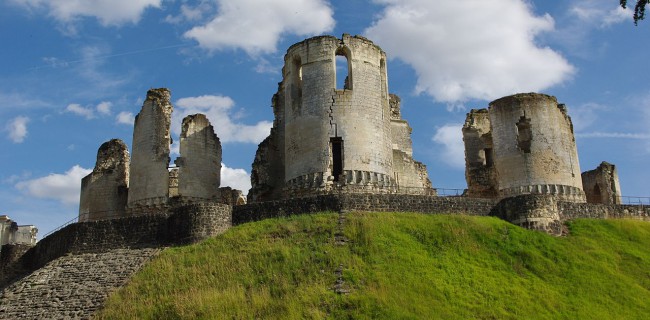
[335,48,351,90]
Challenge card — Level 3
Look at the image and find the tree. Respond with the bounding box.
[620,0,649,24]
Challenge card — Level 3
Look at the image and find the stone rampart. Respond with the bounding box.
[0,202,231,289]
[233,194,497,225]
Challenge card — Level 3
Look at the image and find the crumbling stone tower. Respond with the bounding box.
[127,88,173,207]
[582,161,622,204]
[249,34,431,202]
[462,109,497,198]
[464,93,585,202]
[176,114,222,200]
[80,88,229,222]
[79,139,129,221]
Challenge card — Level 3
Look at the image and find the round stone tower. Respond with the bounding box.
[282,34,394,191]
[488,93,585,202]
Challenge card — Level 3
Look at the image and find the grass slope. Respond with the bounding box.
[97,212,650,319]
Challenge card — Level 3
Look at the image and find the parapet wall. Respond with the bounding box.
[233,194,497,224]
[492,194,650,235]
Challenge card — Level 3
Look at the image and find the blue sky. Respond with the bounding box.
[1,0,649,237]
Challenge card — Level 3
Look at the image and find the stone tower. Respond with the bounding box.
[249,34,431,202]
[582,161,622,205]
[176,114,222,200]
[79,139,129,221]
[488,93,585,202]
[127,88,173,207]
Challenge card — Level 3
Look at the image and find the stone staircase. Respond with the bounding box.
[0,248,160,320]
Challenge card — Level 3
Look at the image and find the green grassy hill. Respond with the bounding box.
[97,212,650,319]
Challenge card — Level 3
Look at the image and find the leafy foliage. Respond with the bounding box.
[621,0,650,24]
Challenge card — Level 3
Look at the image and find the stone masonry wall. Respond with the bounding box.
[582,161,622,205]
[128,88,173,207]
[0,202,231,290]
[79,139,129,222]
[177,114,221,200]
[489,93,584,202]
[0,248,160,320]
[463,109,498,198]
[233,194,497,225]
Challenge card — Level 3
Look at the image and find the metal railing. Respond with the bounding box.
[621,196,650,206]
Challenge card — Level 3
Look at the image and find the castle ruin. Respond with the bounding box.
[249,34,431,202]
[0,34,646,319]
[464,93,591,202]
[79,88,242,222]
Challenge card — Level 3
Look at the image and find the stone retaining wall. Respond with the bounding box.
[233,194,498,225]
[1,202,231,289]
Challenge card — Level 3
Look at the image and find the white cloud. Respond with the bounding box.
[432,124,464,169]
[165,3,212,24]
[569,0,630,27]
[5,116,30,143]
[173,95,272,144]
[15,165,92,206]
[183,0,335,55]
[364,0,574,103]
[65,103,95,119]
[11,0,162,26]
[96,101,112,115]
[116,111,134,125]
[221,163,251,194]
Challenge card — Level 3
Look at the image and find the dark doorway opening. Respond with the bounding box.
[331,137,343,181]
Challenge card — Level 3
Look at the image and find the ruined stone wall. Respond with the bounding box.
[283,35,394,190]
[79,139,130,222]
[582,161,622,205]
[463,109,498,198]
[249,86,286,202]
[389,95,413,156]
[489,93,584,202]
[389,94,432,190]
[128,88,173,207]
[233,194,497,225]
[177,114,221,200]
[491,194,650,236]
[1,202,231,290]
[392,150,432,190]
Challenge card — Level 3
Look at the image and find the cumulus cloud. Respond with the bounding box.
[432,124,464,169]
[184,0,335,55]
[96,101,112,115]
[5,116,30,143]
[65,103,95,119]
[66,101,113,119]
[11,0,162,26]
[173,95,272,144]
[221,163,251,194]
[165,3,211,24]
[15,165,92,205]
[364,0,574,103]
[116,111,134,125]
